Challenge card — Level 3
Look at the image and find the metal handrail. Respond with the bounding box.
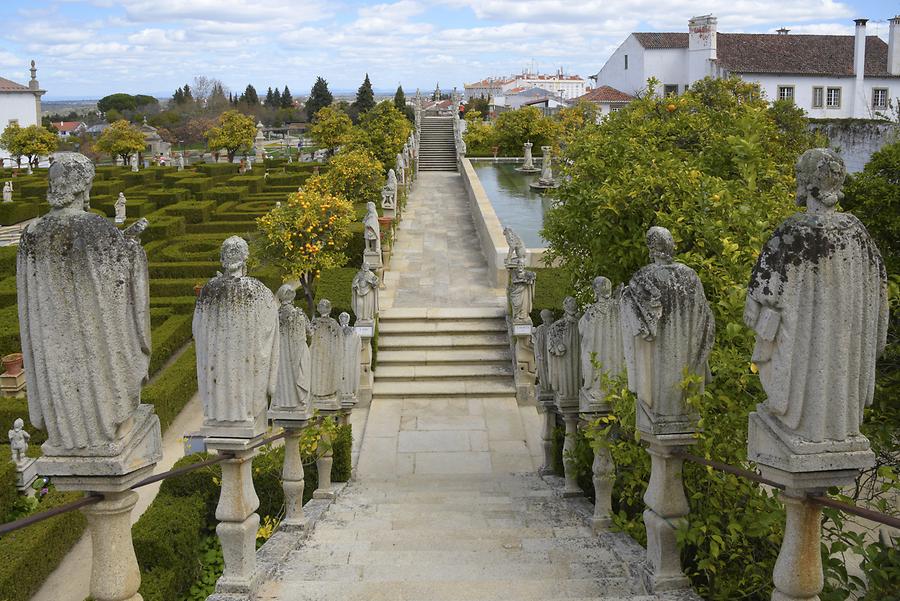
[0,428,288,536]
[675,450,900,530]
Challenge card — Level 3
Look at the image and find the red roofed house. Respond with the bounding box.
[0,61,46,161]
[465,70,587,101]
[574,85,636,118]
[592,15,900,119]
[53,121,87,138]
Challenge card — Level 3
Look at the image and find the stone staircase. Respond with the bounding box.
[418,117,458,172]
[0,220,32,246]
[257,473,680,601]
[374,307,516,400]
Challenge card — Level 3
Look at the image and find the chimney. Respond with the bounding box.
[889,16,900,76]
[776,28,790,35]
[854,18,867,77]
[28,60,39,91]
[688,15,717,84]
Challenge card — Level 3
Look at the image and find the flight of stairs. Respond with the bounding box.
[374,307,516,399]
[418,117,458,172]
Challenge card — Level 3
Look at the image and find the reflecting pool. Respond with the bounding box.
[471,161,552,248]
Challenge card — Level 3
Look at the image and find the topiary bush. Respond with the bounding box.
[148,314,193,376]
[141,344,198,431]
[205,186,245,204]
[147,188,190,207]
[163,200,216,224]
[0,202,39,226]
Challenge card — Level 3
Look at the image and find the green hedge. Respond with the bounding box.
[149,261,219,279]
[164,200,216,224]
[228,175,266,194]
[314,268,356,319]
[0,276,16,308]
[346,222,365,264]
[122,171,157,187]
[18,182,46,200]
[0,490,87,601]
[195,163,240,177]
[0,460,18,521]
[141,344,198,432]
[150,296,199,314]
[0,202,38,226]
[175,177,212,195]
[205,186,245,204]
[531,267,570,325]
[0,305,20,358]
[0,247,16,278]
[147,188,190,207]
[148,314,193,376]
[89,179,123,196]
[149,306,174,327]
[0,396,46,445]
[185,221,259,235]
[149,278,198,297]
[150,236,222,263]
[143,215,186,243]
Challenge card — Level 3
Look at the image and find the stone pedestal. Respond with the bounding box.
[82,490,143,601]
[641,431,693,592]
[364,250,384,291]
[276,423,308,531]
[313,416,336,500]
[0,370,26,397]
[511,324,535,407]
[582,407,615,531]
[560,412,581,497]
[14,458,37,493]
[206,437,262,597]
[537,397,556,476]
[357,329,375,407]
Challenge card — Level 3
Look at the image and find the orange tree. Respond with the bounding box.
[204,110,255,162]
[256,188,355,313]
[307,147,383,206]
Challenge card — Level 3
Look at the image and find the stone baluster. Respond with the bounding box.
[547,296,583,497]
[744,149,888,601]
[195,236,279,598]
[621,226,715,591]
[280,427,307,529]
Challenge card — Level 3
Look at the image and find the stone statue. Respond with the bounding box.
[578,276,625,413]
[177,154,185,171]
[396,154,405,185]
[270,285,312,420]
[309,299,342,412]
[508,264,536,323]
[363,201,381,255]
[194,236,279,438]
[8,418,30,465]
[548,297,582,408]
[351,262,379,324]
[745,148,888,455]
[382,170,398,210]
[522,142,535,170]
[2,181,11,203]
[621,226,715,434]
[503,227,526,268]
[114,192,127,224]
[17,153,159,461]
[532,309,555,401]
[338,312,361,408]
[130,154,138,172]
[539,146,554,185]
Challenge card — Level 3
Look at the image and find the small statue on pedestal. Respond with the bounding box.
[114,192,127,224]
[338,312,361,414]
[309,299,342,412]
[269,285,312,422]
[8,418,30,465]
[351,262,379,325]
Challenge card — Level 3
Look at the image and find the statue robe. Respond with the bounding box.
[745,211,888,443]
[271,304,311,415]
[508,271,535,322]
[578,296,624,398]
[17,210,150,451]
[547,314,581,406]
[364,210,381,255]
[193,275,279,425]
[310,315,342,410]
[532,322,553,396]
[339,326,362,402]
[351,271,379,322]
[621,262,714,422]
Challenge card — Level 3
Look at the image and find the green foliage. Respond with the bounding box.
[141,344,198,431]
[317,147,383,206]
[0,202,39,226]
[97,93,158,114]
[148,314,193,376]
[313,268,356,320]
[95,120,146,164]
[309,107,353,155]
[492,106,559,155]
[6,125,58,164]
[353,102,412,172]
[306,77,334,120]
[205,110,256,162]
[352,73,376,116]
[0,460,18,521]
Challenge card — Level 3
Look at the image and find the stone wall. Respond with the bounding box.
[810,120,898,173]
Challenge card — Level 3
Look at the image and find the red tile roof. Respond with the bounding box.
[632,32,897,78]
[576,86,635,103]
[53,121,85,133]
[0,76,31,92]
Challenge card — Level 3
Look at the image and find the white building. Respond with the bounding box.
[0,61,45,160]
[573,86,636,118]
[492,87,570,110]
[465,71,587,101]
[592,15,900,119]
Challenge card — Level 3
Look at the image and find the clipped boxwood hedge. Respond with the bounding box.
[0,305,20,358]
[228,175,266,194]
[530,267,571,325]
[0,246,16,277]
[18,182,47,200]
[147,188,190,207]
[164,200,216,224]
[194,163,240,177]
[0,202,38,226]
[141,344,198,431]
[143,215,186,243]
[149,261,219,279]
[314,268,356,319]
[205,186,245,204]
[175,177,212,195]
[0,276,16,309]
[0,460,18,521]
[0,396,46,445]
[148,314,193,376]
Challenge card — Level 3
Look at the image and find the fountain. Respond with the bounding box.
[515,141,541,173]
[529,146,560,191]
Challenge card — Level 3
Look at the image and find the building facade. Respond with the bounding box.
[465,71,587,101]
[0,61,46,160]
[592,16,900,119]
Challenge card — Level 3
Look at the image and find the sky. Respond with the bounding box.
[0,0,897,100]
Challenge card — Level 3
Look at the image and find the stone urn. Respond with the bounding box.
[492,146,499,158]
[2,353,23,376]
[378,217,394,238]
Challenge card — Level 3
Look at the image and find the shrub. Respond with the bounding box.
[530,268,570,324]
[0,460,18,521]
[0,247,16,277]
[176,177,212,195]
[228,175,266,194]
[122,170,156,187]
[0,305,20,358]
[147,188,190,207]
[164,200,216,224]
[143,215,186,242]
[195,163,240,177]
[141,344,198,431]
[149,261,219,279]
[205,186,245,204]
[148,314,193,376]
[0,276,16,308]
[18,182,47,200]
[0,202,38,226]
[89,179,124,196]
[313,268,356,319]
[0,396,46,445]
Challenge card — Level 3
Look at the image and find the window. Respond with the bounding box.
[826,87,841,108]
[663,84,678,96]
[872,88,888,110]
[812,87,824,108]
[624,54,628,70]
[777,86,795,102]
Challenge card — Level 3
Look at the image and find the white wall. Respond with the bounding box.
[596,35,649,96]
[740,74,896,119]
[645,48,689,92]
[0,92,40,160]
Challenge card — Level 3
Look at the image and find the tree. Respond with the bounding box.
[272,87,282,109]
[242,84,259,106]
[393,85,406,112]
[306,77,333,120]
[310,147,383,206]
[281,86,294,109]
[204,110,256,162]
[465,94,490,117]
[256,188,355,313]
[207,83,230,113]
[265,87,275,106]
[17,125,58,167]
[0,122,23,167]
[352,74,376,116]
[95,119,146,165]
[557,99,598,139]
[97,93,157,116]
[353,101,412,172]
[172,87,185,105]
[309,106,353,156]
[492,106,559,154]
[182,84,193,104]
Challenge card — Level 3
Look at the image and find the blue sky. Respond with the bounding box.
[0,0,897,100]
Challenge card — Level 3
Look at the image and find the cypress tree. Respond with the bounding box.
[243,84,259,105]
[272,87,282,108]
[306,76,333,119]
[281,86,294,109]
[393,85,406,112]
[265,87,275,106]
[182,84,193,102]
[353,73,375,114]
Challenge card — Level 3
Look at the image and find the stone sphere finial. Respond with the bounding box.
[796,148,846,208]
[646,226,674,262]
[220,236,249,275]
[276,284,296,304]
[47,152,94,209]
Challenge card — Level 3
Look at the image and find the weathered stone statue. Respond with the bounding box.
[539,146,553,183]
[177,154,185,171]
[396,153,406,185]
[130,154,138,172]
[351,262,379,325]
[579,276,624,413]
[523,142,535,169]
[309,298,342,412]
[548,296,582,496]
[621,227,715,435]
[338,312,361,410]
[114,192,127,224]
[363,201,381,255]
[532,309,556,474]
[382,170,397,211]
[2,181,11,203]
[8,418,30,465]
[508,264,536,324]
[194,236,279,439]
[269,285,312,422]
[18,152,159,462]
[503,226,526,268]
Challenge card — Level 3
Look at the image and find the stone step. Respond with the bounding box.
[377,348,509,365]
[372,379,515,398]
[375,364,513,381]
[378,333,508,349]
[381,307,506,319]
[379,318,506,334]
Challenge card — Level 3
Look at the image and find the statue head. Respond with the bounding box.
[592,276,612,300]
[646,226,674,264]
[540,309,554,325]
[220,236,249,277]
[339,312,351,327]
[366,201,377,215]
[13,418,23,431]
[563,296,577,316]
[317,298,332,317]
[47,152,94,209]
[796,148,845,211]
[276,284,296,305]
[362,260,371,273]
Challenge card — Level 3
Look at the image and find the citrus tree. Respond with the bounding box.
[353,101,411,170]
[256,188,355,313]
[204,110,256,162]
[492,106,559,155]
[557,99,598,140]
[0,123,58,168]
[542,77,834,599]
[309,147,383,206]
[95,119,146,165]
[309,106,353,157]
[0,122,24,167]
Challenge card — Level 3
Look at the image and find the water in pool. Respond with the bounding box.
[472,162,553,248]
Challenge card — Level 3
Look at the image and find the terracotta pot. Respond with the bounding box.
[378,216,393,230]
[2,353,23,376]
[194,284,203,296]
